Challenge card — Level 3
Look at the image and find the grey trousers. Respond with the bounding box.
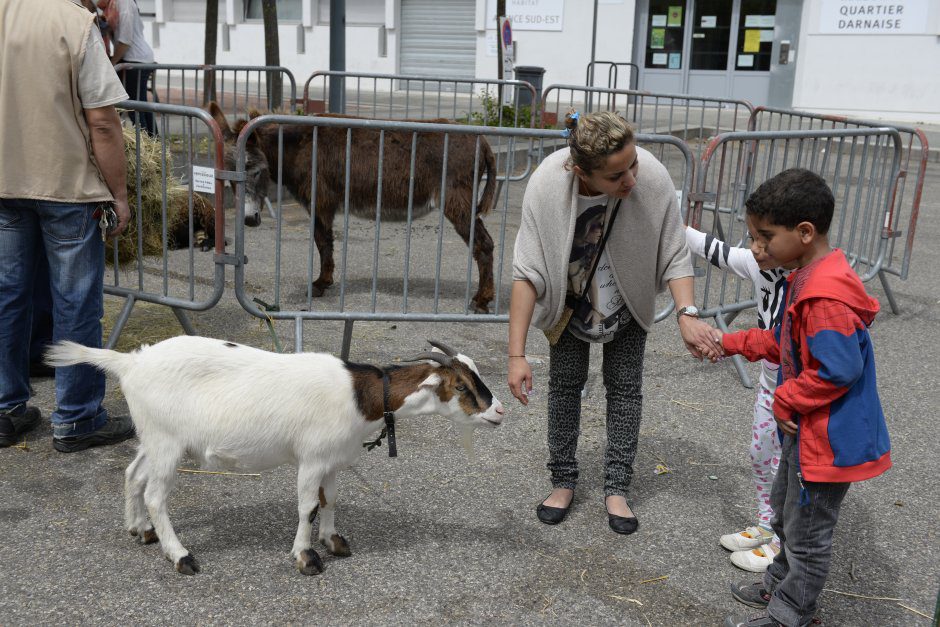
[546,320,647,498]
[764,434,850,627]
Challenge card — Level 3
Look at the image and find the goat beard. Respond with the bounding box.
[458,425,478,464]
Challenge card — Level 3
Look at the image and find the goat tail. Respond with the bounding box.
[477,140,498,216]
[44,341,137,377]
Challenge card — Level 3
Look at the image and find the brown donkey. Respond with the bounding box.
[210,104,498,313]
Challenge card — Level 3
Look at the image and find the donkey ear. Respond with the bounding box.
[208,101,233,137]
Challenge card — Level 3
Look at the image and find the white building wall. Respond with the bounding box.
[148,0,636,97]
[792,2,940,124]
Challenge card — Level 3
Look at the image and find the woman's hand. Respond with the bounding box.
[678,317,724,361]
[508,356,533,405]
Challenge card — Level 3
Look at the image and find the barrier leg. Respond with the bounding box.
[341,319,354,360]
[878,270,900,315]
[295,318,304,353]
[171,308,197,336]
[714,315,754,389]
[105,296,137,349]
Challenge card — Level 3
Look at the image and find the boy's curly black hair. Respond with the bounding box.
[744,168,835,235]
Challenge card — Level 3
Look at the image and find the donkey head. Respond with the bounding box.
[209,102,271,227]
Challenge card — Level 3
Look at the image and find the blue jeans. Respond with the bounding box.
[0,199,109,436]
[764,434,851,626]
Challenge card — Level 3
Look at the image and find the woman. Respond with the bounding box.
[507,111,720,534]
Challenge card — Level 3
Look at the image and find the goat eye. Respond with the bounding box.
[455,385,466,392]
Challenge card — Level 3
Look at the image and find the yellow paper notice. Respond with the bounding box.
[743,30,761,53]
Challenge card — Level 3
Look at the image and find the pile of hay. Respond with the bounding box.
[106,126,215,265]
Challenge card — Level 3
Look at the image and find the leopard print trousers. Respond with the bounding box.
[546,318,647,498]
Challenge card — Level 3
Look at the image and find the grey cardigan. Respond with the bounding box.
[512,146,692,333]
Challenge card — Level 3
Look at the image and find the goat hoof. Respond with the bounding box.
[472,301,491,314]
[141,527,159,544]
[310,283,327,298]
[296,549,323,575]
[175,553,200,576]
[323,533,351,557]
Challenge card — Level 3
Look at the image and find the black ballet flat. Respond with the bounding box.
[536,495,573,525]
[608,513,639,535]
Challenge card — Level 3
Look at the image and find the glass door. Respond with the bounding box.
[640,0,688,94]
[686,0,735,97]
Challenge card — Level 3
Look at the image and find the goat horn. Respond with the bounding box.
[401,352,452,367]
[426,340,458,357]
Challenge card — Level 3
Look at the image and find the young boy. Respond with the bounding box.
[717,168,892,627]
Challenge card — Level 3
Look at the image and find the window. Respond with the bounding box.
[645,1,685,70]
[244,0,302,22]
[318,0,385,27]
[735,0,777,71]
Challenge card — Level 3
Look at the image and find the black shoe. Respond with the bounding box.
[730,580,771,609]
[606,498,639,535]
[53,415,135,453]
[536,493,573,525]
[29,362,55,379]
[724,615,782,627]
[0,405,42,447]
[607,513,639,535]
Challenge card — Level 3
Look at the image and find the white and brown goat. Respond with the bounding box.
[45,337,503,576]
[210,103,499,313]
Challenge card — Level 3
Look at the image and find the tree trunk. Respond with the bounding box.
[262,0,283,109]
[203,0,219,106]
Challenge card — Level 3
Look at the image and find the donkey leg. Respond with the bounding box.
[317,471,350,557]
[292,462,325,575]
[449,210,495,313]
[311,213,335,297]
[125,450,157,544]
[142,447,198,575]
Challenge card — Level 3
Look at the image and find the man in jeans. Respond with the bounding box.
[0,0,134,452]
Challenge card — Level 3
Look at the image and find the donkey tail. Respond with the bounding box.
[44,341,138,378]
[476,140,498,216]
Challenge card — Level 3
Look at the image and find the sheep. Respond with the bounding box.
[45,337,504,576]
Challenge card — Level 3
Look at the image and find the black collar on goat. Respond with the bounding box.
[362,369,398,457]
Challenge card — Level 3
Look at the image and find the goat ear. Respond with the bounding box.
[427,340,458,357]
[248,107,263,119]
[208,101,233,137]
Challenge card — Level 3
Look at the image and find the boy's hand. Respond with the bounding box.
[679,317,724,362]
[776,418,798,436]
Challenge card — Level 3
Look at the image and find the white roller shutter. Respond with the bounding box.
[399,0,476,79]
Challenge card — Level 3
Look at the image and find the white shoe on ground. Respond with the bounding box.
[730,541,781,573]
[720,525,774,552]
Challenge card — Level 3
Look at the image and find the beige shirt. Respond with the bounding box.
[0,0,123,202]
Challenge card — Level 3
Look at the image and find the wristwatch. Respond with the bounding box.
[676,305,700,322]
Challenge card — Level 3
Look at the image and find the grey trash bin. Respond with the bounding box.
[513,66,545,108]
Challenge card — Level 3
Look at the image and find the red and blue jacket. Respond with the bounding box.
[722,250,891,483]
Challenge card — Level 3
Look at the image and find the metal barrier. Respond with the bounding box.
[540,85,753,159]
[585,61,640,92]
[690,128,902,386]
[104,101,229,348]
[114,63,298,118]
[301,70,541,184]
[749,107,928,311]
[229,112,693,356]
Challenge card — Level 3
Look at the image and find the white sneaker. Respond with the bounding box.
[730,541,780,573]
[720,525,774,552]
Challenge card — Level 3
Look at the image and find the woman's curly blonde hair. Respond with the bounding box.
[564,110,635,174]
